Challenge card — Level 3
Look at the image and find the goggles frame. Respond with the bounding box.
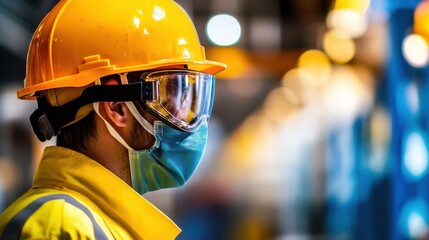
[122,69,215,132]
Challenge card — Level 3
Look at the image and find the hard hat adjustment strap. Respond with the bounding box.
[30,82,155,142]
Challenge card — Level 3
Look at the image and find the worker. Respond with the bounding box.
[0,0,226,239]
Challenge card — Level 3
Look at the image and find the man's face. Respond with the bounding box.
[129,105,156,150]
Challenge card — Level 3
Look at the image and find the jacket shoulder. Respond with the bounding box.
[0,193,110,240]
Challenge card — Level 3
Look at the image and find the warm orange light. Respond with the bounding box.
[333,0,371,13]
[323,30,356,64]
[281,68,316,105]
[262,87,300,124]
[415,0,429,41]
[297,49,332,86]
[370,107,391,147]
[206,47,251,79]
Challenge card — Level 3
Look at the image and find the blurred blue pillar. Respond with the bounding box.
[326,126,357,238]
[387,0,429,239]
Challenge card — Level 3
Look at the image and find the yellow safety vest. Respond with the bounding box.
[0,146,181,239]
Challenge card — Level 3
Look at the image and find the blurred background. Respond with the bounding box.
[1,0,429,239]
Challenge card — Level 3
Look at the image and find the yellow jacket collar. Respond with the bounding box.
[32,146,181,239]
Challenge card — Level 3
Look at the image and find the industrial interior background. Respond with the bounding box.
[1,0,429,239]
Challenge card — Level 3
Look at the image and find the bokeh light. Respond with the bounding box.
[414,0,429,41]
[297,49,332,86]
[368,106,391,173]
[281,68,316,105]
[323,65,373,125]
[323,30,356,64]
[333,0,371,13]
[405,81,420,116]
[262,87,300,124]
[326,9,368,38]
[370,107,391,147]
[0,86,36,122]
[206,14,241,46]
[395,80,421,122]
[399,198,429,239]
[402,33,429,68]
[402,128,429,181]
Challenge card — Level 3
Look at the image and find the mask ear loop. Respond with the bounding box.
[119,73,155,136]
[92,79,134,150]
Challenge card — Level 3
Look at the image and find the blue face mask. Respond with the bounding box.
[129,120,208,194]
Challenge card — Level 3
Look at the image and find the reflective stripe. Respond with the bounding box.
[0,194,109,240]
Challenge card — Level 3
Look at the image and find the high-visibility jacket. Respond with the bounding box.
[0,146,181,239]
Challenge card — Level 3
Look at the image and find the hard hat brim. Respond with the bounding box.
[17,59,226,99]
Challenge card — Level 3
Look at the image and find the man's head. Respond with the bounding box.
[20,0,226,193]
[20,0,225,133]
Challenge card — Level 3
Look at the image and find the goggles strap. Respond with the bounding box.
[119,74,154,136]
[30,82,149,142]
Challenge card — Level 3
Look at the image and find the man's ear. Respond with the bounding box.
[100,78,129,128]
[104,101,127,127]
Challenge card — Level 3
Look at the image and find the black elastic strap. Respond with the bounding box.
[0,194,109,240]
[30,82,155,141]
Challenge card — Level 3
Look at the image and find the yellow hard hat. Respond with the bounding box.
[18,0,226,99]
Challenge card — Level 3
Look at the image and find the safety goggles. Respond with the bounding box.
[30,69,215,141]
[123,69,215,132]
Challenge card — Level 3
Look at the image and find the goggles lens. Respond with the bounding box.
[140,70,215,131]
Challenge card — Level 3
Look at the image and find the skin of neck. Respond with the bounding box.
[78,80,156,188]
[80,112,134,186]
